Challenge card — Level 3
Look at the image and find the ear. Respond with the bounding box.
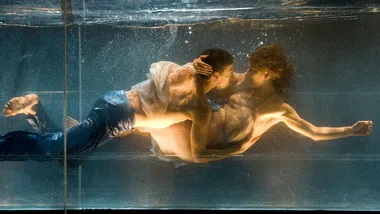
[212,72,219,79]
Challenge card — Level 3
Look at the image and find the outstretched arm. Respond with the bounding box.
[280,103,373,141]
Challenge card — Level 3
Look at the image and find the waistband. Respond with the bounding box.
[104,90,136,130]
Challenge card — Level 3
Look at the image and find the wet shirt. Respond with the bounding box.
[130,61,194,118]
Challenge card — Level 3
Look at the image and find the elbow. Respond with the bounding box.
[193,157,207,164]
[309,134,324,142]
[310,135,320,142]
[308,127,321,142]
[192,156,208,164]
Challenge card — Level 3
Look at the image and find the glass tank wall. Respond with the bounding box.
[0,0,380,211]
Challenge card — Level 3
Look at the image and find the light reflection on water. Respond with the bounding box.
[0,0,379,27]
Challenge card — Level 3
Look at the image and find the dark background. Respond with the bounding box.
[0,12,379,210]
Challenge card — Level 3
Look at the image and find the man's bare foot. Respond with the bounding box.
[66,116,79,129]
[3,94,39,117]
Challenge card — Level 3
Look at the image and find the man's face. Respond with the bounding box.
[205,64,233,91]
[247,64,268,87]
[216,64,233,87]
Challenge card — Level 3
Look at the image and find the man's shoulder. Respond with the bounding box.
[275,101,296,116]
[151,61,192,68]
[151,61,194,74]
[148,61,196,88]
[260,97,288,113]
[150,61,179,71]
[167,62,196,81]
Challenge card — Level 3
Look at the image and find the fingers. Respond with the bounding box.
[194,60,212,70]
[361,121,373,135]
[196,66,212,74]
[196,68,213,76]
[197,62,212,70]
[194,55,212,71]
[3,104,10,117]
[368,121,373,135]
[354,121,373,136]
[193,58,213,77]
[199,54,209,59]
[197,72,213,77]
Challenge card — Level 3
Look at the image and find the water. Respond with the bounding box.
[0,0,380,211]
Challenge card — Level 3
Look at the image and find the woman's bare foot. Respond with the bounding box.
[3,94,39,117]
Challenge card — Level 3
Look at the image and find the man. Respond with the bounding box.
[138,44,373,163]
[1,48,240,166]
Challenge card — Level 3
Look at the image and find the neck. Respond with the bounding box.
[216,73,235,90]
[204,81,213,92]
[259,82,275,94]
[246,80,275,95]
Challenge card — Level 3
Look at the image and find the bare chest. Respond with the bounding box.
[207,91,282,147]
[207,92,256,146]
[167,80,198,110]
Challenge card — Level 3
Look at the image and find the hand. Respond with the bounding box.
[351,120,373,136]
[193,55,213,77]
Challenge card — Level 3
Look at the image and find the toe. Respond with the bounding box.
[3,110,10,117]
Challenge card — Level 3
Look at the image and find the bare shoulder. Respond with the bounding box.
[273,101,299,121]
[279,102,298,115]
[278,101,293,111]
[167,62,196,86]
[258,95,290,118]
[166,63,198,110]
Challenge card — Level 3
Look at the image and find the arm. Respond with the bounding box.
[280,103,373,141]
[189,75,242,163]
[190,114,242,163]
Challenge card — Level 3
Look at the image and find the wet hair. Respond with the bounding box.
[248,44,295,96]
[198,48,234,74]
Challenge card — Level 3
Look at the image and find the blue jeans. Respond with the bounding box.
[0,90,135,168]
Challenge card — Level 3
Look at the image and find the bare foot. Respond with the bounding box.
[66,116,79,129]
[3,94,39,117]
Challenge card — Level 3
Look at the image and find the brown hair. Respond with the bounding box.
[248,44,295,96]
[198,48,234,73]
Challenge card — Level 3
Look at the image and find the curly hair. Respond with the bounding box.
[248,44,295,96]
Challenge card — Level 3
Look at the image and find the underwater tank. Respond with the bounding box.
[0,0,379,211]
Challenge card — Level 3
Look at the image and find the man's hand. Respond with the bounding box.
[351,120,373,136]
[193,55,213,77]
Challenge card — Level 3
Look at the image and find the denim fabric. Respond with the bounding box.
[0,90,135,168]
